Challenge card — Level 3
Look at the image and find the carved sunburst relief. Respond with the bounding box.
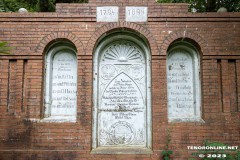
[101,42,144,62]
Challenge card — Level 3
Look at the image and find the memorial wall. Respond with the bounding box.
[0,0,239,159]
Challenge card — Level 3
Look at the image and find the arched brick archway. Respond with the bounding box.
[160,30,209,55]
[35,31,85,55]
[86,21,160,56]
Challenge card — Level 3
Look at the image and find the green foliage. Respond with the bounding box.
[236,151,240,159]
[0,0,88,12]
[0,42,12,54]
[162,150,173,160]
[1,0,239,12]
[157,0,240,12]
[0,1,6,12]
[54,0,88,2]
[36,0,55,12]
[215,0,240,12]
[190,140,240,160]
[161,127,173,160]
[0,0,38,12]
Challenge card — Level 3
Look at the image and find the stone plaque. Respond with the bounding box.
[167,49,200,121]
[50,51,77,118]
[125,7,148,22]
[97,41,147,147]
[97,6,119,22]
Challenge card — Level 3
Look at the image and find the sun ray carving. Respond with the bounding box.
[102,42,144,62]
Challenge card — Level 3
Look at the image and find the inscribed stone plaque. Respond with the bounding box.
[97,41,146,147]
[97,6,119,22]
[50,52,77,118]
[125,7,148,22]
[167,50,200,121]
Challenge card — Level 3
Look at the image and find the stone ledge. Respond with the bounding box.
[24,117,77,123]
[91,147,153,154]
[168,118,205,123]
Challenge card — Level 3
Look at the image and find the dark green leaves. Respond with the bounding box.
[0,42,12,54]
[157,0,240,12]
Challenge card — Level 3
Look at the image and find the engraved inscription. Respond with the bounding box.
[101,72,144,109]
[97,6,119,22]
[51,52,77,116]
[125,7,148,22]
[167,51,195,119]
[97,41,146,147]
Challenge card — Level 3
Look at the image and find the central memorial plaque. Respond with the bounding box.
[99,42,146,146]
[92,34,152,154]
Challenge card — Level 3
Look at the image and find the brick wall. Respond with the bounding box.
[0,0,240,159]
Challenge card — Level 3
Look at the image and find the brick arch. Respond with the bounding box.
[160,30,209,55]
[35,31,85,55]
[86,21,160,55]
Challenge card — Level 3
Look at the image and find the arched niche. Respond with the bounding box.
[43,42,78,122]
[167,41,202,122]
[92,32,152,154]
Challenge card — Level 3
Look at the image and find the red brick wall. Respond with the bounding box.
[0,1,240,159]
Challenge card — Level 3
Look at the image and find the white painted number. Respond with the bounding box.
[206,154,227,158]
